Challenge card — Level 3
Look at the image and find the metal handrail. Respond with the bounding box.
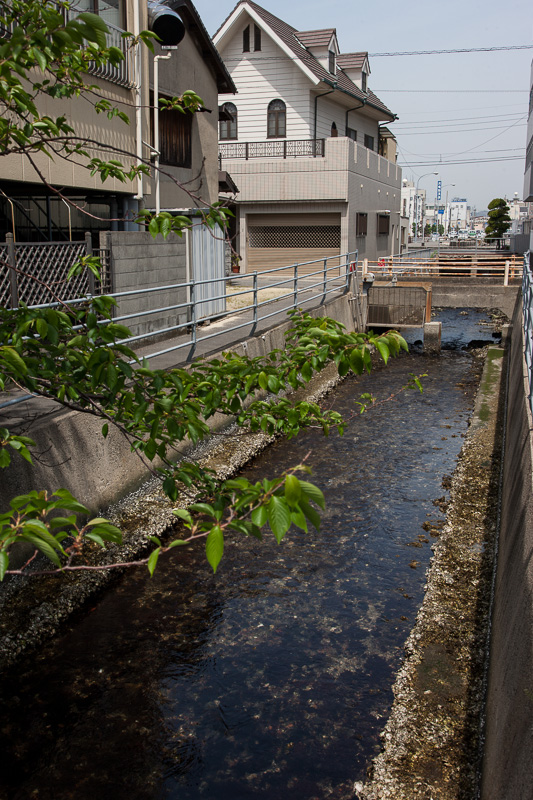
[0,252,359,410]
[522,251,533,414]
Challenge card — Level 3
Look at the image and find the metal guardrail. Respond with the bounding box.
[85,20,133,88]
[219,139,325,160]
[522,251,533,415]
[0,252,359,410]
[365,253,522,283]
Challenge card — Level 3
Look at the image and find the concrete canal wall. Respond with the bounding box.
[481,294,533,799]
[0,292,356,520]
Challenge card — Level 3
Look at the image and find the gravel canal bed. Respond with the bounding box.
[359,346,505,800]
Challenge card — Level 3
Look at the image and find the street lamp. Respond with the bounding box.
[414,172,438,243]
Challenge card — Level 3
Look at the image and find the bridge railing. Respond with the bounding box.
[522,251,533,415]
[364,254,523,283]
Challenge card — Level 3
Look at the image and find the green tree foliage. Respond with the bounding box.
[485,198,511,247]
[0,0,412,581]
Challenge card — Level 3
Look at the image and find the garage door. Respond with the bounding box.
[247,214,341,275]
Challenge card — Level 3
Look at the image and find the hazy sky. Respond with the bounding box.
[194,0,532,212]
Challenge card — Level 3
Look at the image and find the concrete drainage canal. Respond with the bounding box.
[0,308,506,800]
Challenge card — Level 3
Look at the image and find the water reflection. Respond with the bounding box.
[0,343,483,799]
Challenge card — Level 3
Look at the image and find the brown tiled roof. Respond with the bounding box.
[216,1,394,119]
[336,52,367,71]
[295,29,336,49]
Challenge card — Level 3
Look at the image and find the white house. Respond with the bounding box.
[214,1,401,272]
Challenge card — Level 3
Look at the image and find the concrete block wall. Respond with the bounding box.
[481,293,533,797]
[103,231,188,339]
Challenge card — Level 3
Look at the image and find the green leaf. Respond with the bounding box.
[206,525,224,573]
[147,547,160,576]
[376,339,390,365]
[0,550,8,581]
[298,480,325,510]
[251,504,268,527]
[267,495,291,543]
[0,346,28,375]
[173,509,192,525]
[284,474,301,504]
[298,497,321,531]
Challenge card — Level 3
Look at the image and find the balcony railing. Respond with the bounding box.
[85,20,133,88]
[219,139,325,161]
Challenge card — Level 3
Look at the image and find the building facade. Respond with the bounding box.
[214,1,401,272]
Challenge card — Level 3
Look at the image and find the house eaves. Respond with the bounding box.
[167,0,236,93]
[214,1,323,86]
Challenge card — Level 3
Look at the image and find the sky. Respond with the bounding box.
[194,0,533,213]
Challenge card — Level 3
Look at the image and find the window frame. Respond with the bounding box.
[219,103,238,141]
[356,212,368,237]
[328,49,336,75]
[346,127,357,141]
[377,214,390,236]
[151,96,193,169]
[243,24,250,52]
[267,99,286,139]
[254,23,261,51]
[364,134,374,151]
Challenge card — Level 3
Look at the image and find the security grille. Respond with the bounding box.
[249,225,340,248]
[0,240,112,309]
[0,244,10,307]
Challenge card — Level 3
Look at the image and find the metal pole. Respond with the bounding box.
[188,278,197,361]
[6,233,18,308]
[293,264,298,308]
[154,51,173,215]
[251,270,258,334]
[322,258,327,302]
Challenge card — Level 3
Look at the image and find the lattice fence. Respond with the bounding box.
[0,238,112,309]
[249,225,341,249]
[220,139,325,160]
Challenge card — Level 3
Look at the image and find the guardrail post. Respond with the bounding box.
[293,264,299,308]
[322,258,327,303]
[5,232,18,309]
[504,260,510,287]
[251,271,258,334]
[187,278,197,361]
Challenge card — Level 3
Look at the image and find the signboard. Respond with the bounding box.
[438,209,444,215]
[436,180,442,202]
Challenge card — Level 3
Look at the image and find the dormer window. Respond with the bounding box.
[243,24,250,52]
[254,24,261,51]
[362,71,367,93]
[329,49,336,75]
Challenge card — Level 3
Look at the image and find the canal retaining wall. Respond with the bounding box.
[0,292,356,521]
[481,294,533,799]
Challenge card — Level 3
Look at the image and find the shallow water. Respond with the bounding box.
[0,315,486,800]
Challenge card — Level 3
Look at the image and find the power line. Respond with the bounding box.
[397,123,526,136]
[374,89,527,93]
[391,112,525,126]
[369,44,533,56]
[399,156,524,166]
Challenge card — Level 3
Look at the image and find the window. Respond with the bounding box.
[346,127,357,141]
[243,24,250,52]
[377,214,390,235]
[364,134,374,150]
[76,0,124,28]
[331,122,338,138]
[152,102,192,168]
[362,71,367,93]
[254,24,261,51]
[329,50,336,74]
[356,213,368,237]
[219,103,237,140]
[267,99,286,138]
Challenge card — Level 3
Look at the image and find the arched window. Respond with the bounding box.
[331,122,338,138]
[267,99,286,138]
[219,103,237,140]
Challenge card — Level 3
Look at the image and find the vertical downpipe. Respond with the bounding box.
[133,0,143,205]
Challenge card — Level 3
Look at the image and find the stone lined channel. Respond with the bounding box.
[0,310,499,799]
